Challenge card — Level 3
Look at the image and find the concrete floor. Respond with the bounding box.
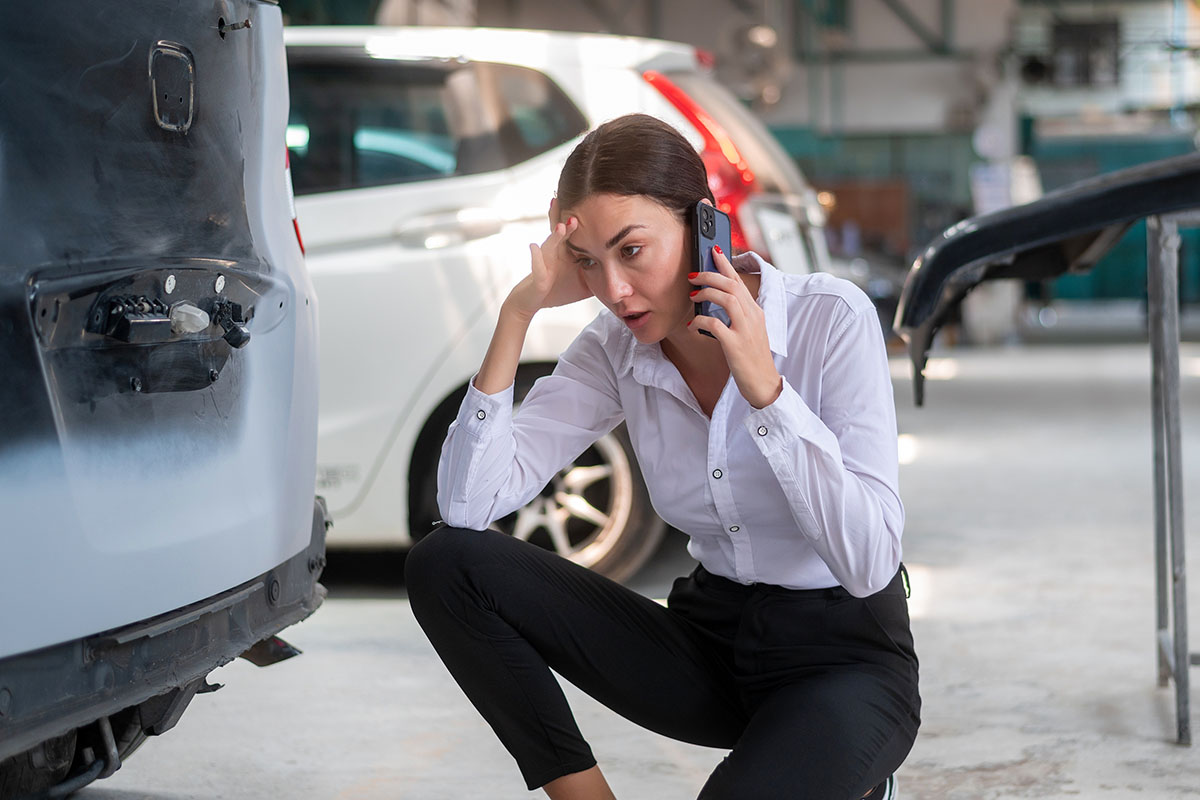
[78,342,1200,799]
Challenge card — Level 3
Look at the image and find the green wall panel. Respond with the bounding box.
[771,126,978,260]
[773,125,1198,303]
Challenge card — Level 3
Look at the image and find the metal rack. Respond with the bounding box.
[1147,210,1200,746]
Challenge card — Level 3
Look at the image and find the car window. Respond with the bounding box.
[492,63,587,159]
[287,61,457,193]
[287,57,586,195]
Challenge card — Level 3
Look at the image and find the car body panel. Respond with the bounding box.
[894,151,1200,405]
[1,0,318,658]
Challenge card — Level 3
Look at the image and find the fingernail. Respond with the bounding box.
[688,272,699,279]
[568,217,577,225]
[689,289,700,297]
[713,245,722,255]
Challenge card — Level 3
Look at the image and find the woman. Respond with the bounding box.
[406,114,919,800]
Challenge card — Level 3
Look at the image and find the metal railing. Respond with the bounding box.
[1147,210,1199,746]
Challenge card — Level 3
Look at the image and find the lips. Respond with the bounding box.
[621,311,650,330]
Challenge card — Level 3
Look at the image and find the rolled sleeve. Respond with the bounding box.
[436,314,624,533]
[456,378,515,440]
[744,378,838,467]
[438,377,518,529]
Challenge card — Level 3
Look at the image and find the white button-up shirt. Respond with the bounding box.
[437,253,903,597]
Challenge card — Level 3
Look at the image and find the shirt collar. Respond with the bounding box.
[616,251,789,379]
[742,251,789,358]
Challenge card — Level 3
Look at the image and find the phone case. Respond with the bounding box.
[693,200,733,331]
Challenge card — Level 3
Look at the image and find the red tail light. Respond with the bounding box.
[642,69,757,251]
[285,149,305,256]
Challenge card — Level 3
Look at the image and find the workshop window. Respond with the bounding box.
[1052,20,1120,88]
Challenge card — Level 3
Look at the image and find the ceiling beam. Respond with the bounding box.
[878,0,948,54]
[799,47,976,63]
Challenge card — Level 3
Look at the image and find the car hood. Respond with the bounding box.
[894,151,1200,405]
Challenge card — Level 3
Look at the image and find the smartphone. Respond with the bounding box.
[692,200,733,334]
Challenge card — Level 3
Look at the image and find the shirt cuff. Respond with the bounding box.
[456,375,514,439]
[742,376,821,452]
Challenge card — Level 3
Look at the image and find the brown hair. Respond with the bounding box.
[555,114,714,221]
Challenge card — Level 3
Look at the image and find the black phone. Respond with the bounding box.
[692,200,733,335]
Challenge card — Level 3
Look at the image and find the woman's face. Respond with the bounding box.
[560,193,693,344]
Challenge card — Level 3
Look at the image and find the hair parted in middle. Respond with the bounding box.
[555,113,715,222]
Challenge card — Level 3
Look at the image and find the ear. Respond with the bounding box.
[549,197,561,231]
[699,198,714,208]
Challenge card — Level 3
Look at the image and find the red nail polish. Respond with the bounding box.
[688,272,699,279]
[568,217,577,225]
[713,245,722,255]
[689,289,700,297]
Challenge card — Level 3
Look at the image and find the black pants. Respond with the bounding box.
[406,527,920,799]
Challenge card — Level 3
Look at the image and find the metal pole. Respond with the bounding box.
[1149,214,1190,745]
[646,0,662,39]
[1148,215,1171,689]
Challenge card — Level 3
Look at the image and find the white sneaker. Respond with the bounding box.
[863,774,897,800]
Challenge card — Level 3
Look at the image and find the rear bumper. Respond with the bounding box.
[0,498,329,763]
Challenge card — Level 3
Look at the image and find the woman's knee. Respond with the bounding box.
[405,526,487,596]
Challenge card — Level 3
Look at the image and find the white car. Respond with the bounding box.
[285,26,830,582]
[1,3,322,796]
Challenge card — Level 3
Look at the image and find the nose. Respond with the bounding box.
[596,263,633,304]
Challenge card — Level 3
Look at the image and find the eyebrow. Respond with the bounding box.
[565,224,647,255]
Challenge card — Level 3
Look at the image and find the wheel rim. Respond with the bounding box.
[495,431,635,569]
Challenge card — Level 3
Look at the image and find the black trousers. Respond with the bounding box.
[406,526,920,799]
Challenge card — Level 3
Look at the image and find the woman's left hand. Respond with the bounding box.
[689,248,783,409]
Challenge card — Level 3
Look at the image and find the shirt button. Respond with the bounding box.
[476,410,486,420]
[712,469,723,479]
[757,425,768,436]
[729,525,740,533]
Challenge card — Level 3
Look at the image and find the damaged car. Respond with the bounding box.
[0,1,325,796]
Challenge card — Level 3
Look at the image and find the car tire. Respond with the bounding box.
[0,732,76,798]
[411,366,666,584]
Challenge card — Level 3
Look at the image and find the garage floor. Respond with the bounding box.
[79,339,1200,799]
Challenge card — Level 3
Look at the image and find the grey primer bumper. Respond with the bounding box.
[0,498,329,763]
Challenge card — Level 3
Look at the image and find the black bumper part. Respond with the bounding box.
[0,497,329,763]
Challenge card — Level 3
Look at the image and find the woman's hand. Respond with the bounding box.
[506,216,592,320]
[688,248,783,409]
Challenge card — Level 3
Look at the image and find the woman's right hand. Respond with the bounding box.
[506,216,591,319]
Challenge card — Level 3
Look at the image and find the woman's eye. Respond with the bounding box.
[622,245,642,259]
[574,257,596,269]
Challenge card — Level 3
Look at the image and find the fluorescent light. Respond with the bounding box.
[285,124,309,150]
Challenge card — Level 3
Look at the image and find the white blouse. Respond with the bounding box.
[437,252,904,597]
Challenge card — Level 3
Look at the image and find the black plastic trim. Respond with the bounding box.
[0,498,329,764]
[894,152,1200,404]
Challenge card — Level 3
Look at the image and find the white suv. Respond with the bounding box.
[285,26,830,582]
